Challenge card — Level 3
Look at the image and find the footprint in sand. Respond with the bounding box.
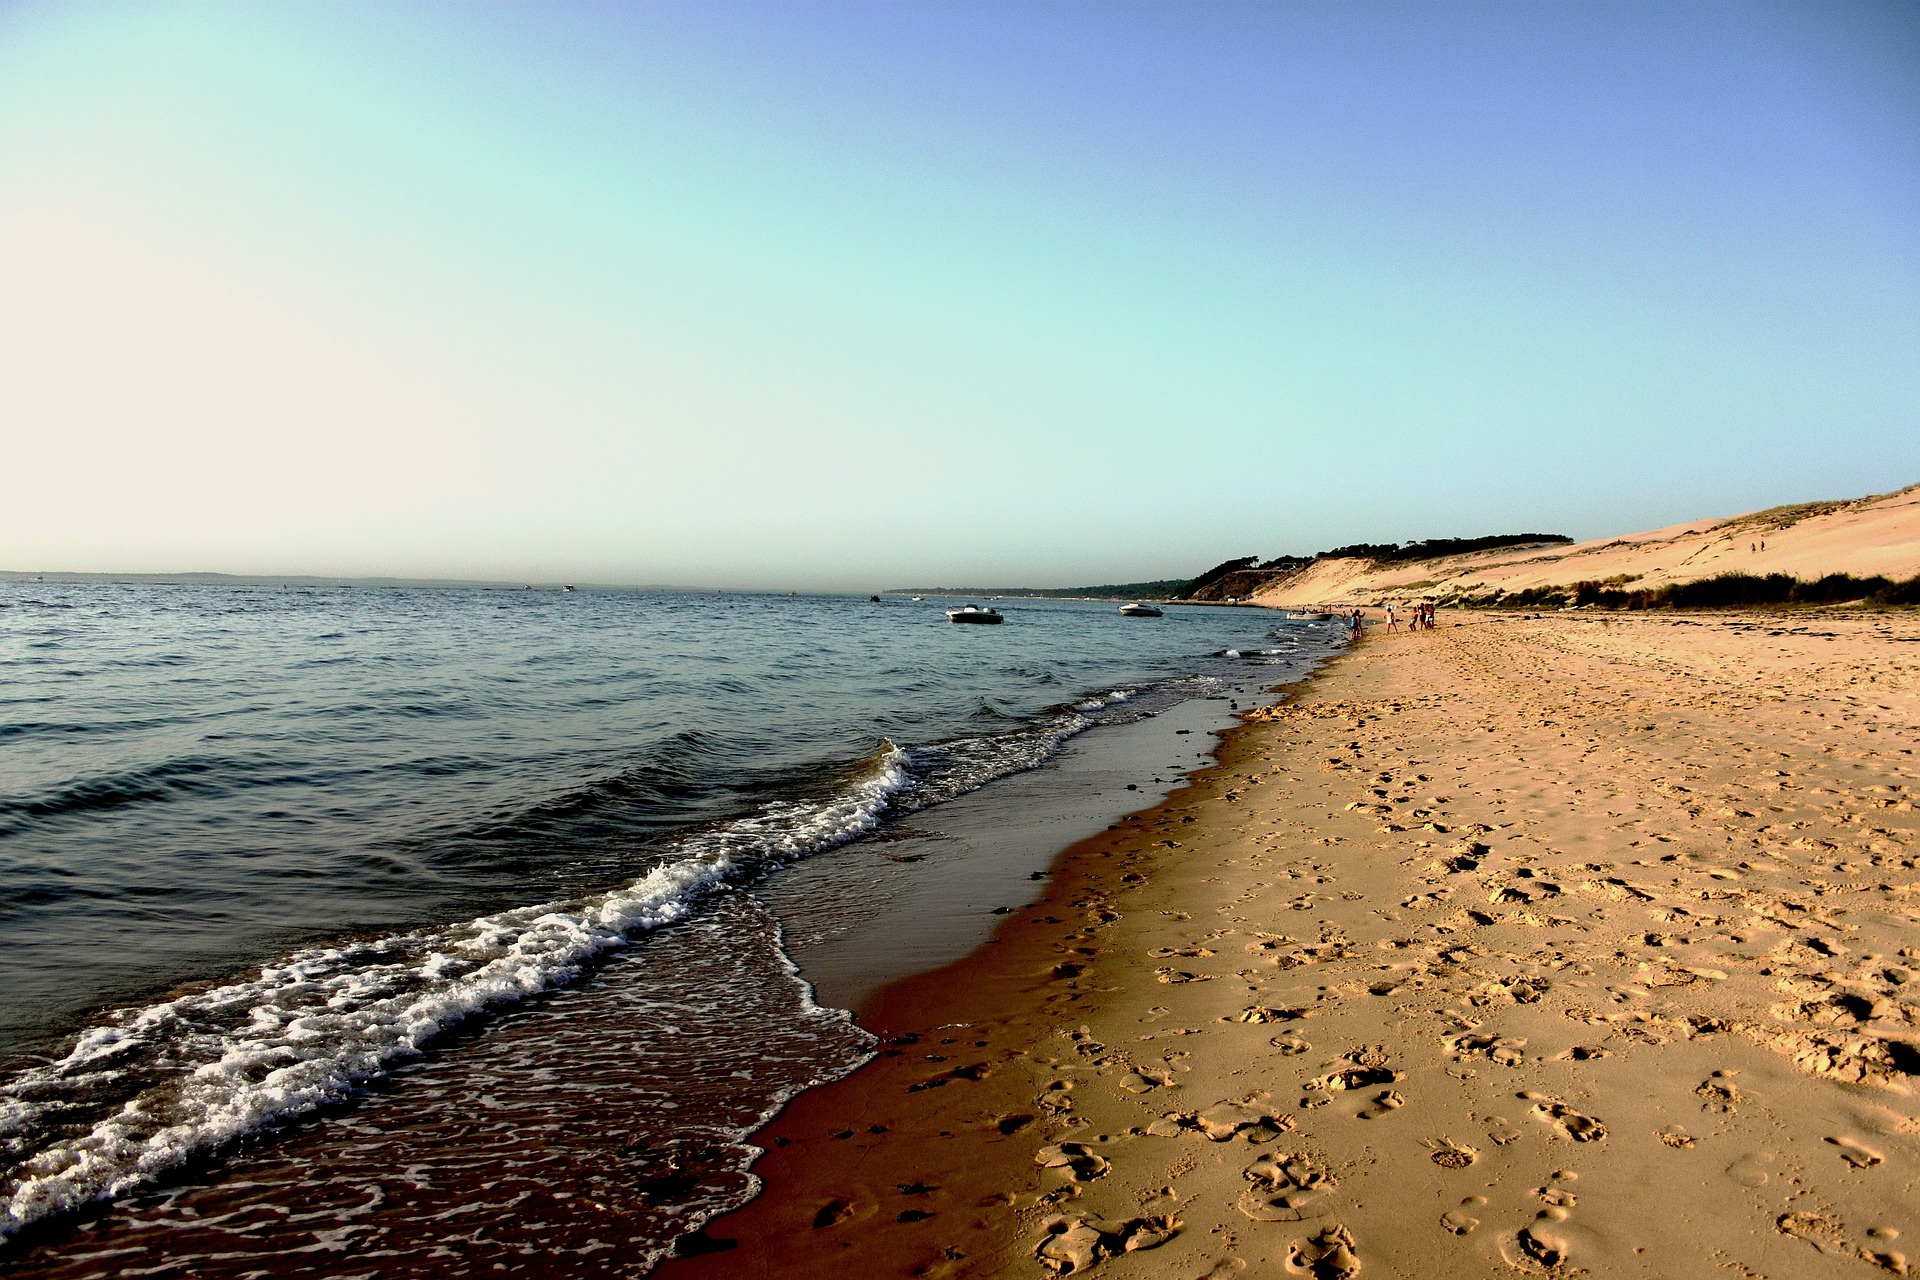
[1523,1094,1606,1142]
[1443,1032,1527,1066]
[1306,1056,1402,1094]
[1425,1138,1479,1169]
[1695,1071,1741,1112]
[1775,1210,1852,1254]
[1285,1223,1361,1279]
[1483,1115,1524,1146]
[1239,1151,1337,1223]
[1198,1094,1291,1142]
[1157,967,1212,984]
[1359,1090,1405,1119]
[1506,1212,1576,1271]
[1554,1045,1610,1062]
[1271,1033,1313,1055]
[1826,1135,1884,1168]
[1227,1005,1316,1024]
[1035,1142,1111,1183]
[1193,1259,1248,1278]
[1724,1151,1775,1187]
[1120,1066,1175,1094]
[1033,1214,1180,1275]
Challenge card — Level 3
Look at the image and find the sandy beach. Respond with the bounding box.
[658,607,1919,1278]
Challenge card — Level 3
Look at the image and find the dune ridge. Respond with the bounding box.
[1248,484,1920,607]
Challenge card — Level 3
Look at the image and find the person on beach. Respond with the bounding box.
[1385,603,1399,632]
[1349,608,1363,640]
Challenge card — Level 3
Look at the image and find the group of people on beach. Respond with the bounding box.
[1343,601,1436,641]
[1379,601,1435,634]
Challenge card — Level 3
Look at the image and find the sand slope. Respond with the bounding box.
[1252,484,1920,607]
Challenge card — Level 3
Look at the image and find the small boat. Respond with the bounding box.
[946,605,1003,624]
[1118,602,1163,617]
[869,594,881,602]
[562,585,575,593]
[1285,611,1332,621]
[910,596,924,602]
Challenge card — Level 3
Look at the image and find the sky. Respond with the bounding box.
[1,1,1915,589]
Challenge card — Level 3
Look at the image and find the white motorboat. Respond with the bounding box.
[1118,602,1163,617]
[1285,611,1333,621]
[946,605,1004,624]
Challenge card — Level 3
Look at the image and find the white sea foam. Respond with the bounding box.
[0,746,912,1242]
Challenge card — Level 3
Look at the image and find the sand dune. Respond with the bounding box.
[1253,484,1920,607]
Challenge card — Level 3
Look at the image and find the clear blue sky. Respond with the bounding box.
[1,1,1915,588]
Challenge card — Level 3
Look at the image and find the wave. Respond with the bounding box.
[0,745,914,1243]
[0,756,236,833]
[1213,647,1304,662]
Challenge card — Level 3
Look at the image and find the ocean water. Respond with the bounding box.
[0,583,1342,1270]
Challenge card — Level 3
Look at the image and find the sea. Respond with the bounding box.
[0,583,1343,1276]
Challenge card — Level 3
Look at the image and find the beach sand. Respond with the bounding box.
[657,608,1919,1278]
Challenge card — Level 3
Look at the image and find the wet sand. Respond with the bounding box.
[658,609,1919,1278]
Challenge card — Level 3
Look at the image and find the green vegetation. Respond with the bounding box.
[1174,536,1574,600]
[1180,557,1262,597]
[1316,533,1572,562]
[1465,571,1920,611]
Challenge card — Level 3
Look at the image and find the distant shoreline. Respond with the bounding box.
[0,569,537,589]
[0,574,1193,600]
[1,573,785,593]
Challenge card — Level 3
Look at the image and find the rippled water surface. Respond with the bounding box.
[0,582,1340,1262]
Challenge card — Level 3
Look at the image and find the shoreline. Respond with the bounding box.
[657,607,1919,1278]
[655,697,1290,1278]
[0,612,1336,1276]
[655,641,1332,1278]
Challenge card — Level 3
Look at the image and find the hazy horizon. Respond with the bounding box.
[3,1,1916,592]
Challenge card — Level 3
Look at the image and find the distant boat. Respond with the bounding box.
[910,596,924,602]
[562,585,575,592]
[1118,602,1163,617]
[1285,611,1332,621]
[946,606,1003,625]
[869,594,881,602]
